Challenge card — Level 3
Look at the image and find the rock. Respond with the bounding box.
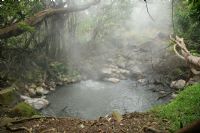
[49,81,56,88]
[0,87,19,105]
[11,102,39,117]
[21,95,49,110]
[137,78,146,83]
[187,76,200,85]
[28,88,36,96]
[36,87,49,95]
[101,68,113,75]
[30,84,37,89]
[41,82,47,88]
[159,91,166,95]
[119,69,130,75]
[25,84,29,89]
[56,82,63,86]
[104,78,120,83]
[171,93,178,99]
[119,74,127,80]
[49,87,55,91]
[117,62,126,69]
[79,124,85,128]
[170,79,186,89]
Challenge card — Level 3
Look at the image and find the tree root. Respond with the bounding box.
[143,126,162,133]
[6,125,32,133]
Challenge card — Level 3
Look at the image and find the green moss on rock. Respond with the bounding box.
[11,102,40,117]
[0,87,19,105]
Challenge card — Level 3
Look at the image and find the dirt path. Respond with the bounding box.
[2,112,170,133]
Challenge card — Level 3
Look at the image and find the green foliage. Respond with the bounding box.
[11,102,40,117]
[153,83,200,132]
[50,62,68,75]
[174,0,200,52]
[0,0,43,28]
[76,0,133,43]
[18,22,35,32]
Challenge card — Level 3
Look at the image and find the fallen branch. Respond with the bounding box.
[143,126,162,133]
[170,35,200,75]
[6,126,32,133]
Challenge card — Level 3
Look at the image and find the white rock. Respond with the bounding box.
[41,82,47,87]
[137,78,146,83]
[20,95,49,110]
[36,87,49,95]
[170,79,186,89]
[30,84,37,89]
[49,81,56,88]
[28,88,36,96]
[79,124,85,128]
[105,78,120,83]
[102,68,113,75]
[20,95,31,100]
[159,91,166,95]
[49,87,55,91]
[171,93,178,99]
[119,69,130,75]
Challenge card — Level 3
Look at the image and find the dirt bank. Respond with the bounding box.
[1,112,170,133]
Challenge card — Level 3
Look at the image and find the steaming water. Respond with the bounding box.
[42,0,172,120]
[42,80,164,119]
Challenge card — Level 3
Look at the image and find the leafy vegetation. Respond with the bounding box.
[11,102,40,117]
[174,0,200,52]
[153,83,200,132]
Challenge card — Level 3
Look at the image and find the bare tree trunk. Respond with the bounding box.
[170,35,200,75]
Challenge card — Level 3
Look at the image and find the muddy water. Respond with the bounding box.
[42,80,165,119]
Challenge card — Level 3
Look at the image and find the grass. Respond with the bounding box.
[152,83,200,132]
[12,102,40,117]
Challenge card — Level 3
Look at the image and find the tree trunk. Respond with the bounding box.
[0,0,100,39]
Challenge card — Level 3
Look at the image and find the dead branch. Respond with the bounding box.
[170,35,200,75]
[143,126,162,133]
[144,0,155,21]
[0,0,100,39]
[6,126,32,133]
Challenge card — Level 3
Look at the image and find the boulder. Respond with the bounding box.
[101,68,113,75]
[28,88,36,96]
[119,69,130,76]
[170,79,186,89]
[137,78,146,83]
[171,93,178,99]
[49,81,56,88]
[30,84,37,89]
[104,78,120,83]
[36,87,49,95]
[159,91,166,95]
[21,95,49,110]
[0,87,19,105]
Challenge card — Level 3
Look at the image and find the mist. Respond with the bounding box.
[63,0,172,80]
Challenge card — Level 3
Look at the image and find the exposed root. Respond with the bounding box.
[6,125,32,133]
[143,126,162,133]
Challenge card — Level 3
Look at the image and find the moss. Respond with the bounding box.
[152,83,200,132]
[0,87,18,105]
[11,102,40,117]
